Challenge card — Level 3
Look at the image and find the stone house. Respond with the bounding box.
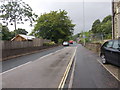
[112,0,120,39]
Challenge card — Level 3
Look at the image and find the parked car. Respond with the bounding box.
[69,40,73,44]
[62,41,69,46]
[100,39,120,67]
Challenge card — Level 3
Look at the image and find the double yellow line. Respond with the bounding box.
[58,47,77,90]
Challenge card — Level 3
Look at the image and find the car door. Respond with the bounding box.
[118,39,120,66]
[110,40,119,66]
[104,40,114,62]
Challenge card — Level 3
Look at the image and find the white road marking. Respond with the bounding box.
[1,47,67,75]
[68,57,76,88]
[58,47,77,89]
[97,59,120,81]
[1,61,32,75]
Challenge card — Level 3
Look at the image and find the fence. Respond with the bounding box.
[1,38,51,60]
[2,38,51,50]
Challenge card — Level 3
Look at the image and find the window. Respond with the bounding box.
[106,41,113,48]
[112,40,119,49]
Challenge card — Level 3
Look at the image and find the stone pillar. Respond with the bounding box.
[118,7,120,38]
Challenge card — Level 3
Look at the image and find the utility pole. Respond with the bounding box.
[83,0,86,46]
[112,0,115,39]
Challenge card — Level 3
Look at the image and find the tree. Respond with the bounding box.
[0,0,38,31]
[31,10,75,43]
[14,28,28,35]
[90,15,112,39]
[10,28,28,38]
[91,19,101,34]
[102,15,112,23]
[1,25,12,40]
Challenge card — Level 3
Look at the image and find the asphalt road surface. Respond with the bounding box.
[72,44,119,88]
[2,46,76,88]
[1,44,120,88]
[2,46,64,72]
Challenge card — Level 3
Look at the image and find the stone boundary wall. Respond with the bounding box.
[85,43,102,53]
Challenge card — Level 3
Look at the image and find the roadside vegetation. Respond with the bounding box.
[43,41,56,46]
[72,15,112,44]
[31,10,75,43]
[0,0,75,44]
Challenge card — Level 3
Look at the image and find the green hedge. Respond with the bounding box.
[43,41,55,46]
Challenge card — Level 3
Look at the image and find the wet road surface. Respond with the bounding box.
[72,44,119,88]
[2,46,64,72]
[2,47,76,88]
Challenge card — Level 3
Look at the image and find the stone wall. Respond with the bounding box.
[85,43,102,53]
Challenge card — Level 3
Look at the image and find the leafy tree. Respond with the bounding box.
[102,15,112,23]
[1,25,12,40]
[31,10,75,43]
[91,19,101,34]
[71,33,80,41]
[14,28,28,35]
[0,0,38,30]
[10,28,28,38]
[91,15,112,39]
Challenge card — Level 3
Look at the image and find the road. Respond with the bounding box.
[2,46,64,72]
[2,46,76,88]
[1,44,119,88]
[72,44,119,88]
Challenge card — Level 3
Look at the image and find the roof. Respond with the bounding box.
[11,34,36,41]
[18,34,36,40]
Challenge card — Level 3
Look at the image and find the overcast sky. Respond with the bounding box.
[3,0,112,35]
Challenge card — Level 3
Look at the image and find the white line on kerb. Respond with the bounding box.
[97,59,120,82]
[1,47,67,75]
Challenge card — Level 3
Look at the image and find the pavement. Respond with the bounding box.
[2,47,76,88]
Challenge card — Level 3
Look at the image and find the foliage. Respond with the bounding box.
[79,31,92,43]
[91,19,101,34]
[91,15,112,39]
[70,33,80,41]
[0,0,38,30]
[1,25,12,40]
[31,10,75,43]
[0,23,28,40]
[43,41,55,46]
[58,39,64,44]
[14,28,28,35]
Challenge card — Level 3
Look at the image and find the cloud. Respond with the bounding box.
[3,0,112,35]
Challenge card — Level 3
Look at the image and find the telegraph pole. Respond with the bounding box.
[83,0,86,46]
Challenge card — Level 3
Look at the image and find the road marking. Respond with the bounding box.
[68,57,76,88]
[58,47,77,89]
[1,47,67,75]
[97,59,120,82]
[1,61,32,75]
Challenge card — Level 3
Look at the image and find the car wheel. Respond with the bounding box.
[101,54,108,64]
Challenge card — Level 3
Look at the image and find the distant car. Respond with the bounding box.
[63,41,69,46]
[69,40,73,44]
[100,39,120,67]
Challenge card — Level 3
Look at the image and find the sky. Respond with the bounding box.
[1,0,112,35]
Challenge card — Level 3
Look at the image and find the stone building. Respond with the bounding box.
[112,0,120,39]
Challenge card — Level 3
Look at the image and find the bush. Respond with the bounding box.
[58,39,64,44]
[43,41,55,46]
